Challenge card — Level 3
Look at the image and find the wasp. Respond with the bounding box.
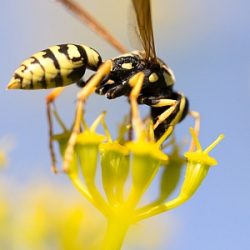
[7,0,199,171]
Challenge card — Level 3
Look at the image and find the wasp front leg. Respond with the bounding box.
[62,60,113,172]
[126,72,146,139]
[95,79,132,99]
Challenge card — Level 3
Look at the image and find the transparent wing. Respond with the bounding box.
[58,0,127,54]
[131,0,157,61]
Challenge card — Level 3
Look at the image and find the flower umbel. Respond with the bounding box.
[53,107,224,249]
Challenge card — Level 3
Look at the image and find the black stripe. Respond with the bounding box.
[58,44,87,85]
[72,44,88,63]
[42,48,60,69]
[30,56,47,88]
[58,44,72,61]
[31,56,45,72]
[14,73,34,89]
[58,44,86,63]
[20,64,28,73]
[53,73,63,87]
[67,67,86,83]
[88,46,102,70]
[13,73,24,89]
[42,48,63,87]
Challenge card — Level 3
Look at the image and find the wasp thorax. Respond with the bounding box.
[112,53,143,71]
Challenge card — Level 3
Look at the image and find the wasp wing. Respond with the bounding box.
[58,0,127,54]
[131,0,157,61]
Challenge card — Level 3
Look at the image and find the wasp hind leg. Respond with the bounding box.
[137,96,177,108]
[152,103,178,131]
[62,60,113,172]
[46,87,65,173]
[148,94,188,141]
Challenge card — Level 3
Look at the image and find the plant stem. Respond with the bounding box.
[101,216,129,250]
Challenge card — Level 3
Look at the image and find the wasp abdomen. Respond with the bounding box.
[7,44,102,89]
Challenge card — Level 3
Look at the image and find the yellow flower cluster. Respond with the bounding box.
[53,110,224,249]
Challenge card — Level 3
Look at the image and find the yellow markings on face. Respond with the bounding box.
[149,73,159,83]
[121,62,133,70]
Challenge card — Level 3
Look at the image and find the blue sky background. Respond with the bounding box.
[1,0,250,249]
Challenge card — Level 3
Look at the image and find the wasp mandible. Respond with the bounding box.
[7,0,200,172]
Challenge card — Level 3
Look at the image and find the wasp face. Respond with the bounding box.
[95,52,145,97]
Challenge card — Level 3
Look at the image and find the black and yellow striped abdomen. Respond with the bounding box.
[7,44,102,89]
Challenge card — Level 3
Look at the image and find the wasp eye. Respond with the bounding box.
[149,73,159,82]
[121,62,133,70]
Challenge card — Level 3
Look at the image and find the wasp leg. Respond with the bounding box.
[62,60,113,172]
[76,78,87,88]
[46,87,65,173]
[138,96,178,140]
[95,80,120,96]
[153,103,178,130]
[95,83,114,95]
[128,72,145,139]
[152,93,188,129]
[105,83,132,99]
[188,111,201,151]
[138,96,177,107]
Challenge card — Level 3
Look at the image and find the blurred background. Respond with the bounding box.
[1,0,249,249]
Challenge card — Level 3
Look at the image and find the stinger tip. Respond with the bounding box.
[7,79,22,89]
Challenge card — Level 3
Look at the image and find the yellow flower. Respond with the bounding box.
[52,109,224,249]
[0,151,6,168]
